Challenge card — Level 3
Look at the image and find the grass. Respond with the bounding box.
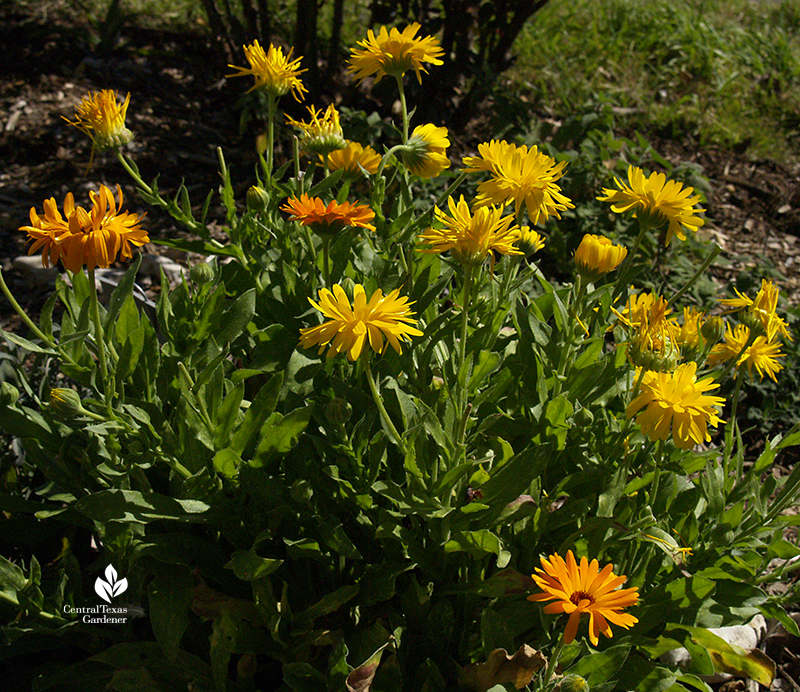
[509,0,800,164]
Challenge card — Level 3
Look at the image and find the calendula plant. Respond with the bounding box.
[2,22,800,692]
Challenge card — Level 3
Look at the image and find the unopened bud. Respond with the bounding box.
[49,388,85,418]
[190,261,215,286]
[700,316,725,346]
[0,382,20,406]
[740,309,766,337]
[246,185,270,213]
[325,398,352,426]
[555,674,589,692]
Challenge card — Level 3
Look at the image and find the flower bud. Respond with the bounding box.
[190,261,215,286]
[700,315,725,346]
[574,234,627,282]
[49,388,86,418]
[0,382,20,406]
[325,398,352,426]
[739,309,766,337]
[246,185,270,213]
[555,675,590,692]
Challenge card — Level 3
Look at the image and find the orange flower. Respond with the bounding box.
[281,195,376,236]
[21,185,148,273]
[528,550,639,646]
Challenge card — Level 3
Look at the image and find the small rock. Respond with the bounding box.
[138,253,186,286]
[12,256,58,286]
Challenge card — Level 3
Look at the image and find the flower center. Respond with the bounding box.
[569,590,595,606]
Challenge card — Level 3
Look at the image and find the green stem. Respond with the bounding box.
[539,634,566,691]
[322,237,331,287]
[364,357,405,452]
[460,264,473,371]
[667,244,721,308]
[0,267,58,350]
[650,439,665,508]
[723,368,744,481]
[116,151,153,195]
[612,218,652,303]
[376,144,407,179]
[88,268,113,416]
[553,276,584,397]
[266,93,277,184]
[456,264,475,446]
[395,75,409,143]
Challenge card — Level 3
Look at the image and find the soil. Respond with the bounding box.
[1,3,800,690]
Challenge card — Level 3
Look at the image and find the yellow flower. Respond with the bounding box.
[400,124,451,178]
[517,226,546,256]
[21,185,148,273]
[719,279,792,342]
[417,195,522,270]
[462,140,574,224]
[324,141,382,180]
[63,90,133,152]
[676,307,706,348]
[527,550,639,646]
[281,195,376,236]
[626,362,725,449]
[597,165,705,246]
[285,104,347,157]
[574,234,627,280]
[707,323,786,382]
[300,284,424,361]
[226,41,307,100]
[613,292,680,367]
[347,22,444,84]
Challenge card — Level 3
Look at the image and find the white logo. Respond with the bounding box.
[94,565,128,604]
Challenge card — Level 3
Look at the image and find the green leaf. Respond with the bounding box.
[216,288,256,345]
[669,625,775,686]
[0,554,27,597]
[444,530,511,567]
[567,643,630,686]
[103,254,142,330]
[250,405,313,467]
[75,490,210,524]
[116,323,145,381]
[468,351,501,394]
[224,549,283,581]
[214,383,244,448]
[573,337,604,369]
[148,562,193,660]
[301,584,360,625]
[230,372,283,456]
[0,330,57,355]
[212,448,242,478]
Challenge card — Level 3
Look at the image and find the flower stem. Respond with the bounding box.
[613,218,652,303]
[266,93,277,184]
[539,634,566,690]
[364,357,406,452]
[115,151,153,196]
[395,75,409,143]
[322,237,331,287]
[456,264,475,446]
[667,243,721,308]
[0,267,58,350]
[723,368,744,481]
[87,268,113,416]
[650,439,665,508]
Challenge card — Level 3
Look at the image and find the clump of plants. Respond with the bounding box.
[1,22,798,692]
